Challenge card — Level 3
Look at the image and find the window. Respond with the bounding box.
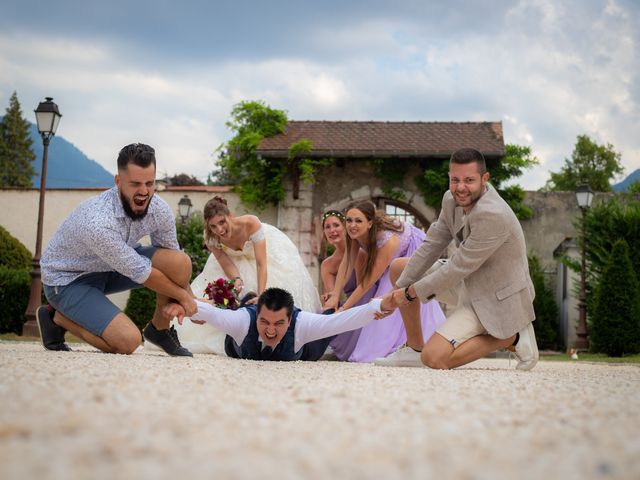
[373,197,430,231]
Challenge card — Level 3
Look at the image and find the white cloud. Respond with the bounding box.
[1,0,638,189]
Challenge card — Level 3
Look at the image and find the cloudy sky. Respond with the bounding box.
[1,0,638,189]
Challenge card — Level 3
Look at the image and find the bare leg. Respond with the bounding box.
[54,311,141,354]
[148,249,192,329]
[389,257,423,349]
[421,332,516,369]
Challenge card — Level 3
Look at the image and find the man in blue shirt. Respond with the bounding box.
[38,143,196,356]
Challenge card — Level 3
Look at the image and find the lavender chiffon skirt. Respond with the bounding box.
[330,224,446,363]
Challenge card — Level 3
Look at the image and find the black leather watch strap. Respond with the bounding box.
[404,286,417,302]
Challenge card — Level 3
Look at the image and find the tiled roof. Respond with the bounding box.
[257,121,504,158]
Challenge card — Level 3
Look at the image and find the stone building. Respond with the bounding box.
[0,121,590,348]
[257,120,505,269]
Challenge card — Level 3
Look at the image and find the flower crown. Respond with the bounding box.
[322,210,345,222]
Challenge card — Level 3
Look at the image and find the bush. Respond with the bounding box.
[528,253,559,350]
[124,287,156,331]
[0,266,30,333]
[0,225,32,270]
[582,195,640,316]
[590,239,640,356]
[176,213,209,281]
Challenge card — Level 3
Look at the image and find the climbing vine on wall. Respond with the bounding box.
[214,101,333,210]
[371,158,410,200]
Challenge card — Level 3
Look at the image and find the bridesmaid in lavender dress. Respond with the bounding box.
[325,201,446,362]
[320,210,377,358]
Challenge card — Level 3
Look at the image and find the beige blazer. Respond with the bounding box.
[396,184,535,339]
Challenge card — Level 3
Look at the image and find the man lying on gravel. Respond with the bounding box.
[164,287,394,361]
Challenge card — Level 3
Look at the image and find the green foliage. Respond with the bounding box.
[216,101,288,209]
[372,158,408,200]
[176,213,208,281]
[216,101,334,209]
[490,144,539,186]
[489,144,538,219]
[414,144,536,219]
[165,173,204,186]
[580,195,640,316]
[626,180,640,195]
[528,253,559,350]
[590,239,640,356]
[289,139,333,185]
[544,134,624,192]
[0,266,30,334]
[0,91,36,188]
[124,287,156,331]
[415,160,449,208]
[0,225,32,270]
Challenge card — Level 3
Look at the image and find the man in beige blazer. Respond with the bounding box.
[375,147,539,370]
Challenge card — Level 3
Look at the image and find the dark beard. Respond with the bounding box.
[120,191,152,221]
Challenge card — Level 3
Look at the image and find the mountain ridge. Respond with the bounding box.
[0,115,114,188]
[613,169,640,192]
[27,123,114,188]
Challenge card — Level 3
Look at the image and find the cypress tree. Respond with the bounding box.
[528,253,559,350]
[0,91,36,187]
[591,239,640,356]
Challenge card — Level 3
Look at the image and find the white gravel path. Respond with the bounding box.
[1,341,639,480]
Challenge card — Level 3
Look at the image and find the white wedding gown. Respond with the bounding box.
[172,223,322,354]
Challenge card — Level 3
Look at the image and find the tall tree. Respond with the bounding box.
[544,134,624,192]
[0,91,36,188]
[215,100,289,209]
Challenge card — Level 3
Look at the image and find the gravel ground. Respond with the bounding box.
[1,341,639,480]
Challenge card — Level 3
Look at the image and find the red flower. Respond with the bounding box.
[204,278,239,310]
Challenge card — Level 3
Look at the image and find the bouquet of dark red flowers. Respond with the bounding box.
[204,278,239,310]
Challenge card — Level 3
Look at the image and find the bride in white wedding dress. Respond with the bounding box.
[173,196,322,354]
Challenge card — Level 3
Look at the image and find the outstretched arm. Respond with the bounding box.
[252,238,267,295]
[340,234,399,310]
[294,297,392,350]
[324,244,357,310]
[164,300,251,346]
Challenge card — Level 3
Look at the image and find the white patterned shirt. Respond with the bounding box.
[41,187,179,286]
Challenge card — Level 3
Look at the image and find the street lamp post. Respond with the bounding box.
[575,183,594,350]
[178,195,193,225]
[23,98,62,337]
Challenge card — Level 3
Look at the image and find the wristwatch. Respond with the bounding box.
[404,286,417,302]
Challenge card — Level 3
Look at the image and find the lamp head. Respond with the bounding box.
[34,97,62,139]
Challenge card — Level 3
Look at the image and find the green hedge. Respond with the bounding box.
[528,253,559,350]
[124,287,157,331]
[0,266,30,333]
[591,239,640,356]
[0,225,32,270]
[176,213,208,281]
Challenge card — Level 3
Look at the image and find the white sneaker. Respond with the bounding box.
[374,346,423,367]
[514,322,539,371]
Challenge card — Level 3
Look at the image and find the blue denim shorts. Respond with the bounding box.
[43,246,157,336]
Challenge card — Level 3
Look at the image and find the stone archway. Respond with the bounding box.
[372,196,431,231]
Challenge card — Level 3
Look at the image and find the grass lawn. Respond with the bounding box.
[540,352,640,364]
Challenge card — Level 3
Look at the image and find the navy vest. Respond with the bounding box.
[224,305,303,361]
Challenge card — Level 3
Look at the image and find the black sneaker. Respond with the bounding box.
[142,322,193,357]
[36,305,72,351]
